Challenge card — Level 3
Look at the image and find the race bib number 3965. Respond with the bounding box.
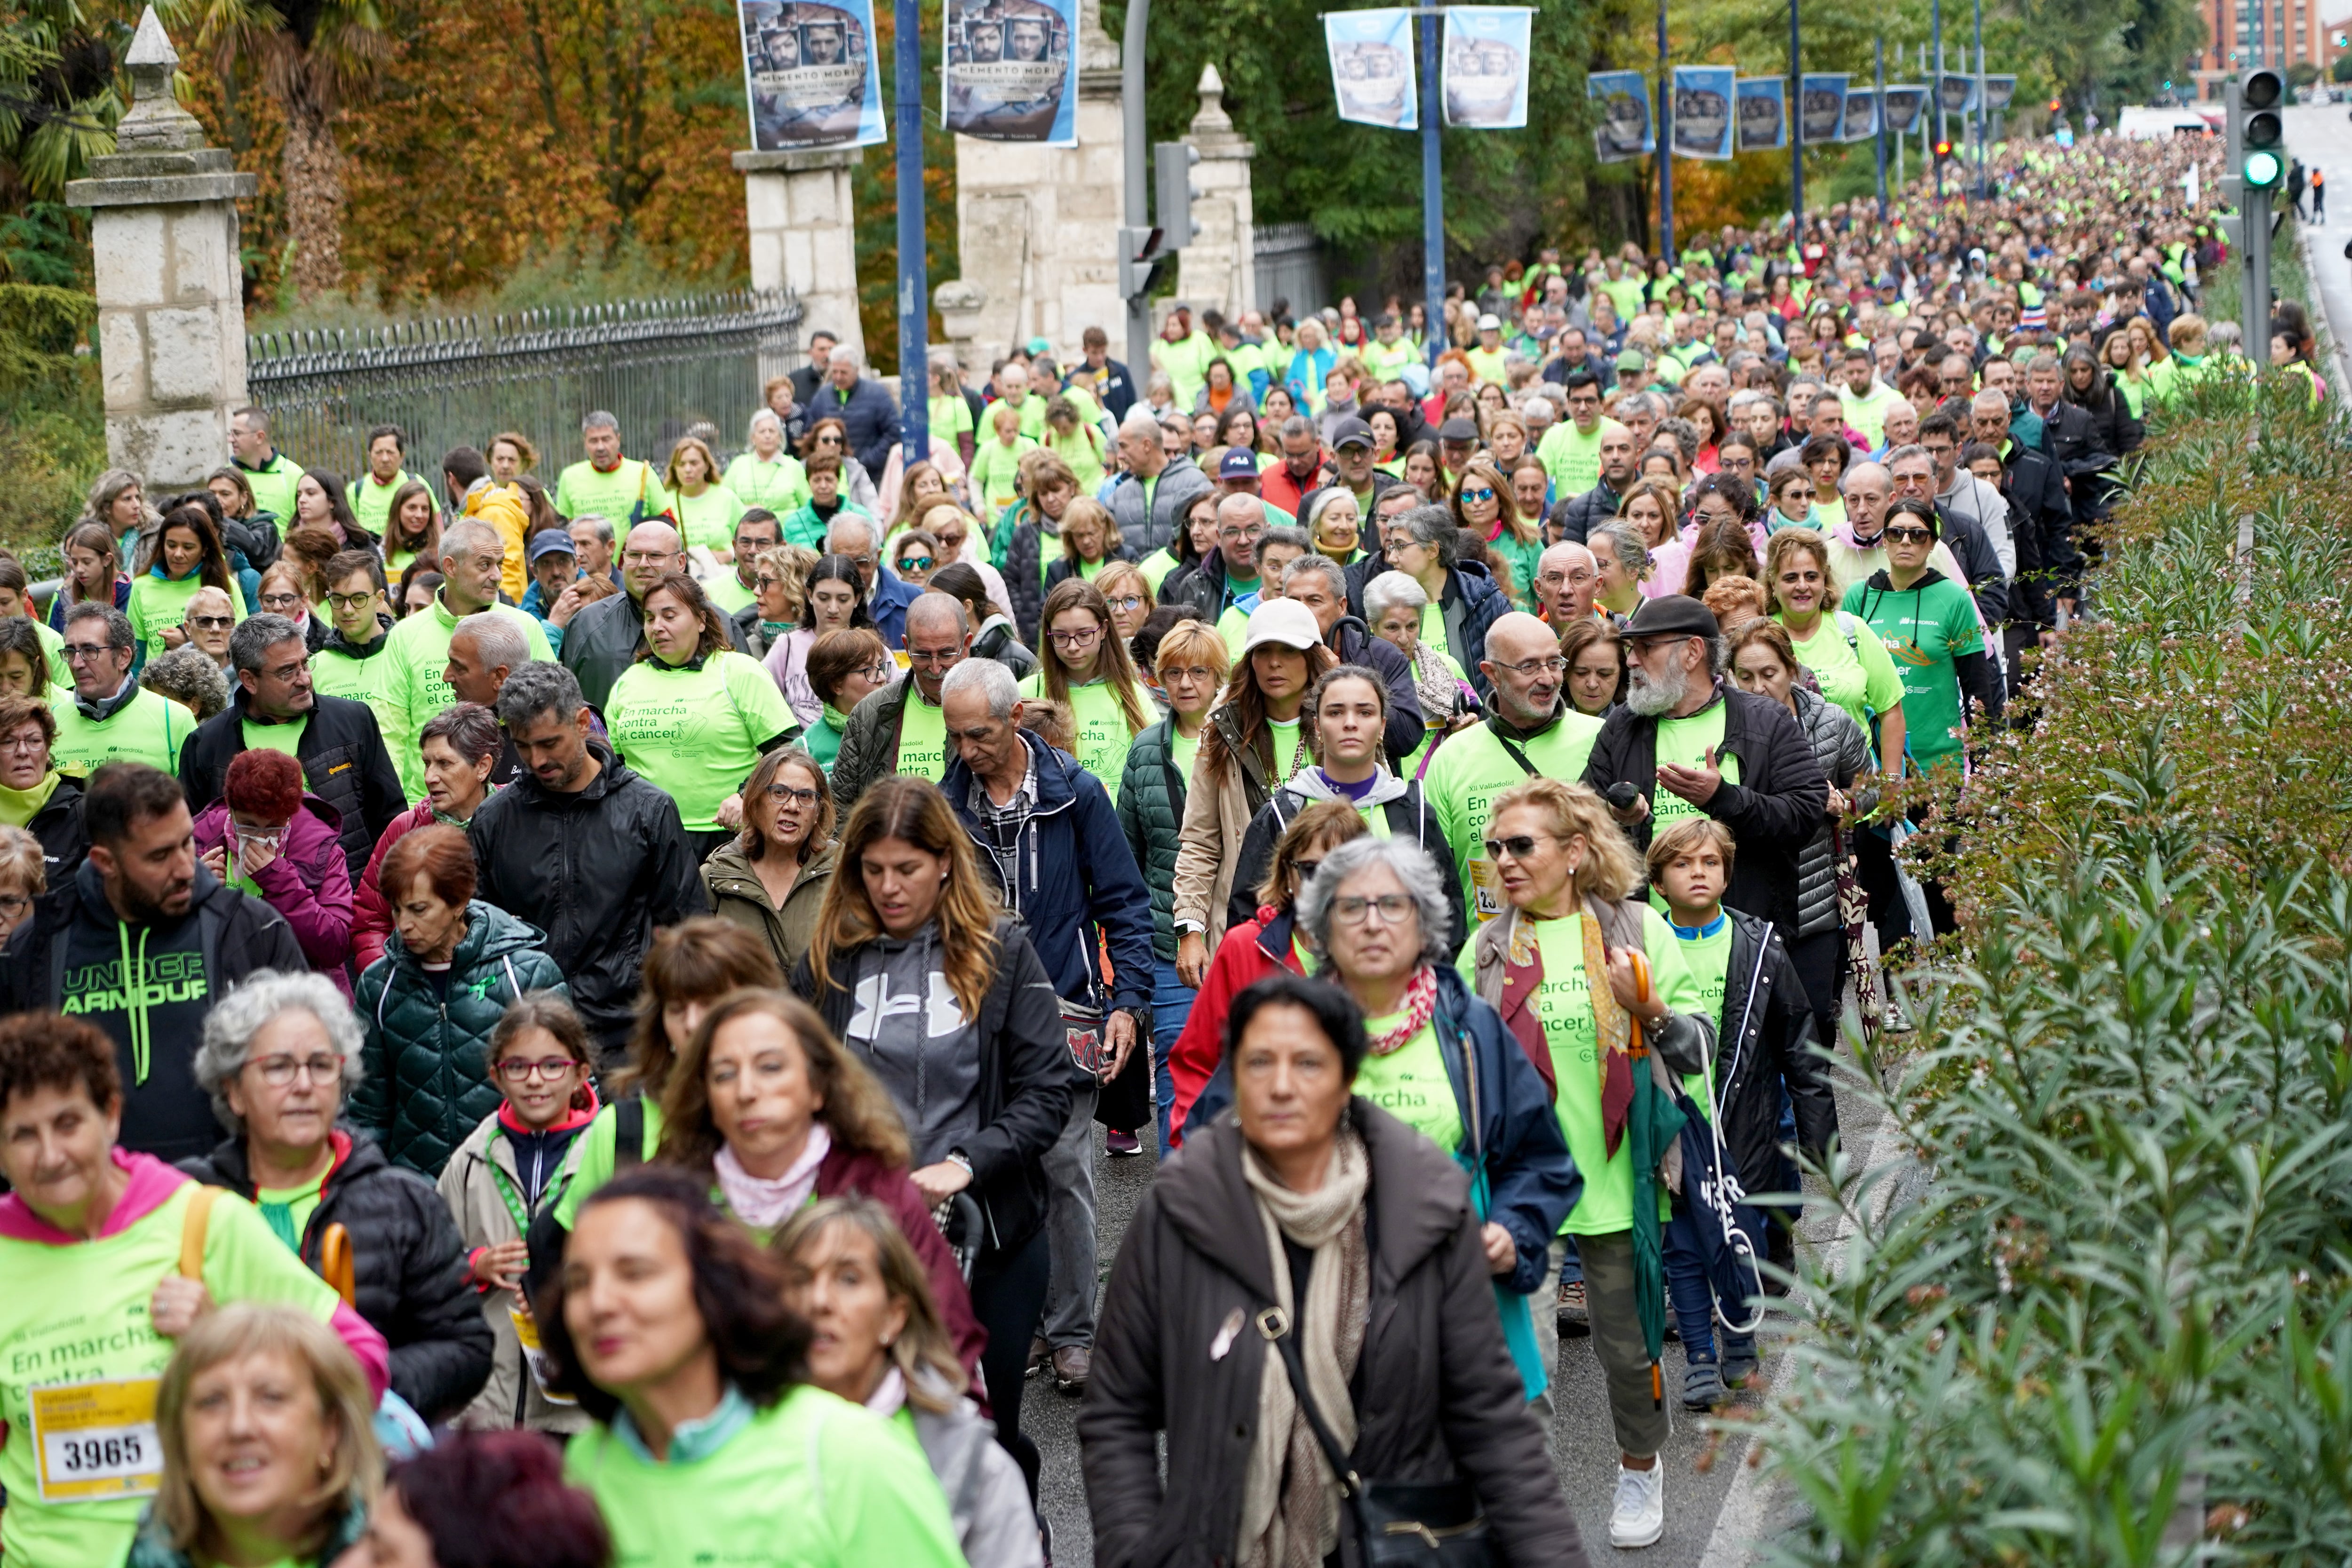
[30,1377,163,1502]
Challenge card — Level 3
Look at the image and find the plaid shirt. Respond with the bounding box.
[966,753,1038,906]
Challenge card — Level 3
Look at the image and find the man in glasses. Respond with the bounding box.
[387,519,555,798]
[1422,612,1609,929]
[50,604,192,780]
[1162,493,1271,629]
[829,592,971,812]
[1532,542,1602,632]
[178,588,238,673]
[1583,594,1826,946]
[310,549,403,748]
[700,508,782,635]
[0,761,306,1161]
[179,612,405,887]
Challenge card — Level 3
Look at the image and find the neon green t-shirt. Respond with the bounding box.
[381,598,556,803]
[346,470,421,539]
[552,1098,666,1230]
[1352,1019,1461,1153]
[669,485,747,554]
[722,452,811,516]
[1018,674,1139,805]
[969,437,1040,521]
[240,714,308,758]
[309,636,402,756]
[49,686,189,780]
[126,572,248,666]
[1782,611,1906,753]
[894,690,951,783]
[0,1177,344,1568]
[1536,419,1619,498]
[607,650,800,833]
[1422,711,1606,925]
[1649,702,1740,831]
[554,458,668,539]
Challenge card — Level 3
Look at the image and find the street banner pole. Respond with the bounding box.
[895,0,928,462]
[1421,0,1447,360]
[1788,0,1803,222]
[1874,34,1887,220]
[1657,0,1673,258]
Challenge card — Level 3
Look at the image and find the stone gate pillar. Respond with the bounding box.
[733,147,866,373]
[1177,65,1256,325]
[65,7,257,492]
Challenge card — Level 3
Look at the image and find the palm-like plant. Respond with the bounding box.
[163,0,385,295]
[0,0,121,222]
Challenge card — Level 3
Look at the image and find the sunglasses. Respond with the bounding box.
[896,555,935,572]
[189,615,235,630]
[1482,834,1559,862]
[1458,487,1496,504]
[1882,526,1936,543]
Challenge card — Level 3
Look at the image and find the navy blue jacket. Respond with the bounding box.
[1187,963,1574,1295]
[809,375,902,479]
[867,563,924,650]
[943,729,1157,1023]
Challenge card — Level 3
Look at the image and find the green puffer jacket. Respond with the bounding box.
[1116,715,1191,961]
[352,900,569,1177]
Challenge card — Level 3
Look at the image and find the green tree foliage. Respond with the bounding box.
[0,280,99,550]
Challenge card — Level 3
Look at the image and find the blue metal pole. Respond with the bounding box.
[894,0,927,463]
[1931,0,1944,199]
[1873,34,1887,221]
[1788,0,1802,223]
[1421,0,1446,361]
[1657,0,1672,260]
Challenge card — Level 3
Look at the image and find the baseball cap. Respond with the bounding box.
[1438,416,1480,442]
[1239,598,1324,657]
[1477,312,1502,332]
[1621,595,1719,644]
[1328,415,1375,450]
[1217,448,1263,482]
[1616,348,1648,371]
[527,529,577,563]
[1025,336,1051,356]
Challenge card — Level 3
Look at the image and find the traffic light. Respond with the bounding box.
[2048,97,2062,112]
[1933,137,1954,161]
[1154,142,1202,249]
[2238,67,2286,189]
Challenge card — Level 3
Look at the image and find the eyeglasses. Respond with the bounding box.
[258,593,305,612]
[326,590,377,612]
[906,646,962,667]
[1492,654,1568,677]
[896,555,935,572]
[1331,893,1415,926]
[188,615,235,631]
[62,642,116,661]
[1217,524,1265,543]
[1882,526,1936,543]
[1162,664,1217,684]
[495,1056,580,1083]
[1106,594,1146,614]
[765,782,820,806]
[261,661,307,684]
[858,659,894,683]
[249,1053,344,1086]
[1290,858,1322,883]
[754,574,784,590]
[1482,834,1562,862]
[0,731,44,753]
[1047,625,1103,649]
[621,549,676,565]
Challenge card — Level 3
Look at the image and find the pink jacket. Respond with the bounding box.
[192,795,355,994]
[352,800,436,973]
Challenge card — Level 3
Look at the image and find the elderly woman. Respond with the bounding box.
[1463,777,1717,1549]
[1376,502,1508,694]
[141,643,233,721]
[128,1305,381,1568]
[193,748,354,991]
[779,1195,1043,1568]
[183,971,493,1422]
[658,989,985,1378]
[352,825,568,1175]
[724,407,812,513]
[701,746,838,977]
[0,692,86,876]
[541,1169,966,1566]
[1362,569,1477,768]
[0,1013,389,1567]
[1562,617,1626,717]
[1081,973,1585,1568]
[0,826,42,940]
[354,703,502,972]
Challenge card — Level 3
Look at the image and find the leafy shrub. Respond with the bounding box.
[0,284,102,558]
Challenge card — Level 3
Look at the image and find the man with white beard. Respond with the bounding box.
[1581,595,1828,942]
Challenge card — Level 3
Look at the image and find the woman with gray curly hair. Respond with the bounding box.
[138,644,231,722]
[1374,504,1509,695]
[1361,570,1478,763]
[181,970,494,1424]
[1184,836,1573,1399]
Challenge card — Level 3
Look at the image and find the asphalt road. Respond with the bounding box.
[1022,1032,1895,1568]
[2283,103,2352,389]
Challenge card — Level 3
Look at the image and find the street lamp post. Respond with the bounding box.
[1874,34,1887,220]
[1971,0,1986,200]
[895,0,927,463]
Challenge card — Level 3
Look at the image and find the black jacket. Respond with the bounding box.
[2030,396,2114,517]
[795,917,1073,1254]
[2064,371,2144,467]
[1226,775,1466,948]
[1078,1103,1588,1568]
[468,741,708,1060]
[1705,910,1839,1197]
[1549,476,1625,545]
[1582,683,1828,939]
[556,590,645,715]
[1157,545,1241,625]
[179,690,406,886]
[25,775,88,883]
[1325,613,1429,767]
[180,1130,494,1422]
[1999,441,2083,625]
[1925,501,2010,628]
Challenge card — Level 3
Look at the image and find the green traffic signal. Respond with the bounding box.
[2246,148,2284,186]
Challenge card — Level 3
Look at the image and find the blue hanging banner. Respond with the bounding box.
[1734,77,1786,151]
[1589,69,1654,162]
[1670,65,1736,159]
[1798,73,1848,144]
[1879,84,1927,135]
[1442,7,1533,129]
[1327,9,1419,130]
[1842,86,1878,142]
[739,0,887,151]
[1936,73,1979,116]
[942,0,1079,144]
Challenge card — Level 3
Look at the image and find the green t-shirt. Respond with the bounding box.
[254,1168,328,1252]
[346,470,421,538]
[49,686,188,780]
[1352,1019,1461,1153]
[704,571,756,617]
[1536,419,1618,498]
[607,650,800,832]
[126,572,249,666]
[1018,674,1139,805]
[1782,611,1906,755]
[0,1179,342,1568]
[1155,332,1218,408]
[240,714,308,758]
[895,690,951,783]
[1842,574,1983,772]
[237,454,305,525]
[554,458,668,538]
[1669,913,1734,1037]
[1423,710,1607,925]
[928,393,976,443]
[1169,724,1202,785]
[381,598,556,803]
[722,452,812,515]
[564,1384,967,1568]
[1265,716,1307,781]
[669,485,747,553]
[1138,546,1184,596]
[310,635,403,756]
[1650,701,1740,832]
[1416,602,1451,661]
[969,437,1040,520]
[552,1098,667,1230]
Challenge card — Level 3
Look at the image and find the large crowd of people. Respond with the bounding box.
[0,126,2289,1567]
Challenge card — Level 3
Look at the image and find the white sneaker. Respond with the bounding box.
[1609,1462,1665,1549]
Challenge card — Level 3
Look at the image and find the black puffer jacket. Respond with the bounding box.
[25,774,88,882]
[468,742,707,1061]
[1707,910,1840,1195]
[1548,476,1624,545]
[1079,1103,1588,1568]
[179,690,407,886]
[1789,685,1870,940]
[180,1130,494,1422]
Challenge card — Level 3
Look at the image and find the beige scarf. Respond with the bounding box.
[1236,1123,1372,1568]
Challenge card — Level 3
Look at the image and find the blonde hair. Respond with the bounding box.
[774,1196,967,1414]
[1761,526,1838,617]
[1057,496,1124,564]
[0,825,45,898]
[153,1305,380,1559]
[1152,617,1230,684]
[1645,816,1738,883]
[1486,777,1643,903]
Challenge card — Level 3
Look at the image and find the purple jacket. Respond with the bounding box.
[192,795,355,995]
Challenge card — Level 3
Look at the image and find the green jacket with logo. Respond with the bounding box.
[352,899,569,1177]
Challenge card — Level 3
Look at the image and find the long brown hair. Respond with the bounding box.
[1198,637,1338,787]
[616,919,784,1098]
[1034,577,1151,735]
[1680,517,1760,598]
[656,988,911,1173]
[808,777,1001,1021]
[635,570,734,663]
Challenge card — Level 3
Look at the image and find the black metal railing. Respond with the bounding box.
[246,290,804,481]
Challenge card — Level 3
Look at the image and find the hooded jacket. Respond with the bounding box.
[461,482,533,603]
[940,728,1156,1020]
[1582,682,1829,940]
[1078,1101,1588,1568]
[468,742,708,1059]
[21,772,88,882]
[700,839,837,980]
[1701,909,1840,1195]
[0,860,306,1161]
[190,796,354,994]
[1224,766,1467,948]
[180,1129,494,1421]
[180,689,406,888]
[1432,560,1511,700]
[1932,468,2019,581]
[351,899,570,1176]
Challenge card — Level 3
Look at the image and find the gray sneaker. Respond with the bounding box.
[1681,1361,1724,1411]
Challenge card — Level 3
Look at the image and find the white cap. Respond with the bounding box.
[1239,598,1324,657]
[1477,312,1503,332]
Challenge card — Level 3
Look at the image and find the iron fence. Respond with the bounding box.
[1254,223,1328,319]
[245,290,804,482]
